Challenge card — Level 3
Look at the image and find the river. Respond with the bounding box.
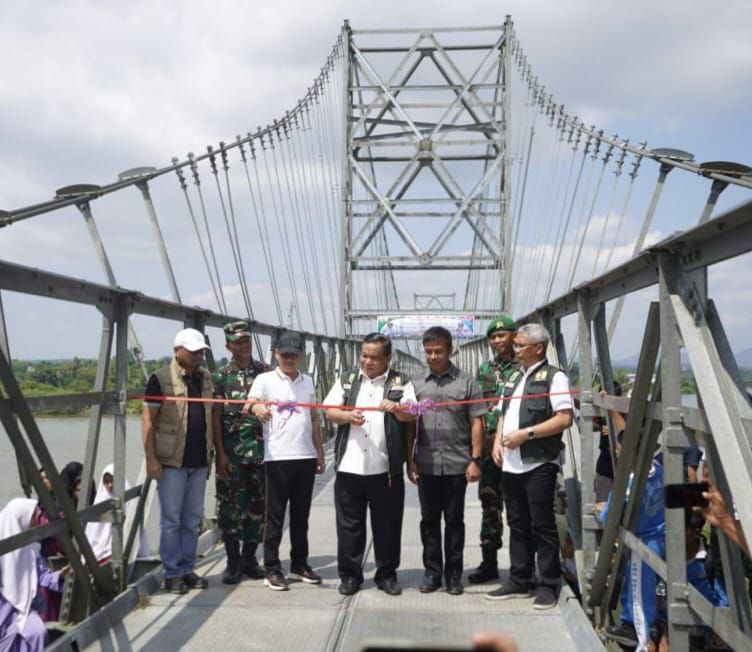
[0,415,217,552]
[0,416,146,505]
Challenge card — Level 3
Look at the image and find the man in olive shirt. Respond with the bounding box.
[142,328,214,594]
[409,326,485,596]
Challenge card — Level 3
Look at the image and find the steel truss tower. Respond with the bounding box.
[340,18,513,336]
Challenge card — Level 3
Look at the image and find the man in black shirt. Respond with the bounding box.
[142,328,215,594]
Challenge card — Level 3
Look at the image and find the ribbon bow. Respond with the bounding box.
[404,398,437,416]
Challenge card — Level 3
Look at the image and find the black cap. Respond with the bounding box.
[276,331,304,355]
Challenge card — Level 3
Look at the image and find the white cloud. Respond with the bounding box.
[1,0,750,360]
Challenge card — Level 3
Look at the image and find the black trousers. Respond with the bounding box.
[501,462,561,589]
[263,458,316,573]
[417,473,467,581]
[334,471,405,584]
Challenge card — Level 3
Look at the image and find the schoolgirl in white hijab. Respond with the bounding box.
[85,465,149,562]
[0,498,65,652]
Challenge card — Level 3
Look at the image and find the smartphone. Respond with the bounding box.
[361,642,472,652]
[664,482,709,509]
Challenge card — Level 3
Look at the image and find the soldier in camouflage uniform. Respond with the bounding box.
[212,321,269,584]
[468,315,518,583]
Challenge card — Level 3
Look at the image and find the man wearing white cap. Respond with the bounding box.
[142,328,215,594]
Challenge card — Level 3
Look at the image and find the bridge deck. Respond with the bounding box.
[79,457,598,652]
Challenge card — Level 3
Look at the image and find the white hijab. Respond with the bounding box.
[85,465,149,561]
[0,498,40,630]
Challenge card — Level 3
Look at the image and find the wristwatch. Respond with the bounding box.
[470,455,482,465]
[527,429,536,440]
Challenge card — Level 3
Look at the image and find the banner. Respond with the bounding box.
[377,315,475,339]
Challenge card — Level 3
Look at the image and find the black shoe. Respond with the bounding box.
[606,622,638,646]
[419,574,442,593]
[264,570,289,591]
[163,577,188,595]
[376,578,402,596]
[182,572,208,589]
[485,582,533,601]
[467,559,499,584]
[222,540,242,584]
[241,542,265,579]
[290,564,322,584]
[222,560,242,585]
[338,577,360,596]
[242,557,265,580]
[533,586,558,610]
[446,577,463,596]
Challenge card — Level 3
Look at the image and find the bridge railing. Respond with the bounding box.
[0,258,424,622]
[507,198,752,650]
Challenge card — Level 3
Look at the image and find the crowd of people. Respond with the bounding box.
[0,456,147,651]
[139,317,573,613]
[2,316,749,652]
[593,393,747,651]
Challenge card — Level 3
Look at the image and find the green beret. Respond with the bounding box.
[486,315,517,337]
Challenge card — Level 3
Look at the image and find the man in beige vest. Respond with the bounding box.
[142,328,214,594]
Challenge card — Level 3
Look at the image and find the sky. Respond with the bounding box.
[0,0,750,362]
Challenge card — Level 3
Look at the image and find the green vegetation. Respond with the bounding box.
[10,357,226,415]
[571,366,713,397]
[9,357,748,417]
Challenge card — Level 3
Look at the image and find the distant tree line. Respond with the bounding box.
[11,356,230,416]
[9,358,749,417]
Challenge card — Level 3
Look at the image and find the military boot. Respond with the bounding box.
[468,550,499,584]
[222,540,242,585]
[241,541,265,579]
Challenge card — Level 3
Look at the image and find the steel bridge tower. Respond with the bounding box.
[340,18,514,337]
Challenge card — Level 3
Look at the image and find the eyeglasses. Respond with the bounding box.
[512,342,539,350]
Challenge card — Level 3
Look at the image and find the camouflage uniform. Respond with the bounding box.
[213,357,268,546]
[475,355,518,554]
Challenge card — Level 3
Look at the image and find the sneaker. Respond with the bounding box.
[533,586,558,610]
[182,572,208,589]
[290,564,322,584]
[485,583,533,601]
[163,577,188,595]
[606,622,638,646]
[264,570,289,591]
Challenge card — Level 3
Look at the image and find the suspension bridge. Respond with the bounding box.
[1,17,751,652]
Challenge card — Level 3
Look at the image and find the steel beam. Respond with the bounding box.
[0,349,112,606]
[658,254,690,652]
[576,292,596,613]
[79,312,114,534]
[589,302,660,608]
[517,198,752,325]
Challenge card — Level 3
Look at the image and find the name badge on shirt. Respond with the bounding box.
[504,370,522,389]
[533,368,548,381]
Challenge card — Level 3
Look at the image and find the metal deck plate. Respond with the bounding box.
[82,465,598,651]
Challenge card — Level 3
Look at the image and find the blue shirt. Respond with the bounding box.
[601,460,665,539]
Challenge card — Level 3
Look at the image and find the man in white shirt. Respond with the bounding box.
[487,323,573,610]
[324,333,416,597]
[245,331,325,591]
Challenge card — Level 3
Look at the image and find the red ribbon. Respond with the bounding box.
[138,390,579,412]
